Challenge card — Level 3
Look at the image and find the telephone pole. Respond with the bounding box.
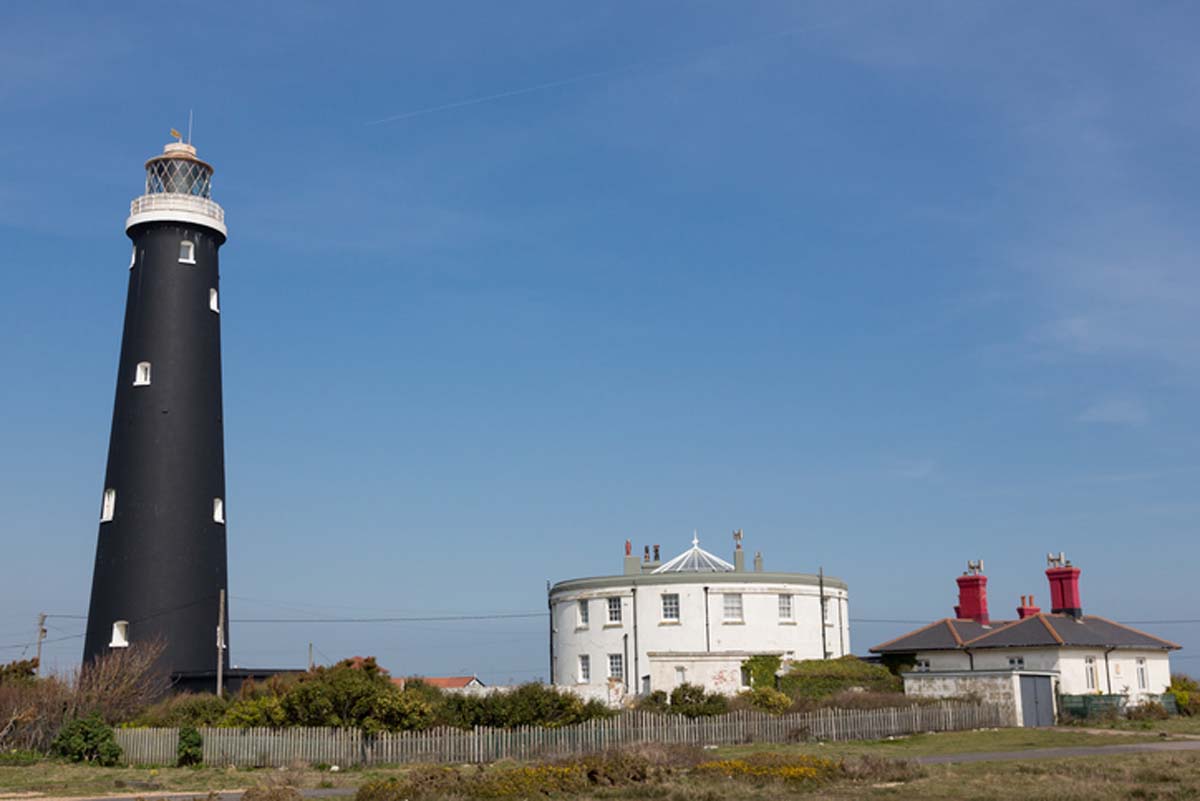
[216,589,226,698]
[308,642,314,671]
[34,613,47,674]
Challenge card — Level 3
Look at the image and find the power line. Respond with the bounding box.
[232,612,547,624]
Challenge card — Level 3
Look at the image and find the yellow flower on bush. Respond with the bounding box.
[695,753,840,785]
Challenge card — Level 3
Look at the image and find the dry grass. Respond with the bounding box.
[0,728,1186,797]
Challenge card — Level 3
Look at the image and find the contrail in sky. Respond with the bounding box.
[365,17,850,126]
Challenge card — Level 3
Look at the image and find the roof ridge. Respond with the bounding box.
[961,616,1029,646]
[1036,613,1066,645]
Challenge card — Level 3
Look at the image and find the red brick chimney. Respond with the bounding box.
[1046,552,1082,619]
[1016,594,1041,619]
[954,559,989,624]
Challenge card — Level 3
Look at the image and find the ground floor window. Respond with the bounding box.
[608,653,624,681]
[578,654,590,683]
[1085,656,1098,690]
[1137,658,1148,690]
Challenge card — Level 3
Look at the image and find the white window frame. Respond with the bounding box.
[209,287,220,313]
[675,666,687,686]
[1137,658,1147,690]
[1008,656,1025,670]
[109,620,129,648]
[213,497,225,524]
[1085,656,1098,690]
[576,599,589,627]
[778,594,794,621]
[178,240,196,264]
[607,653,624,681]
[133,361,152,386]
[606,597,622,625]
[100,488,116,522]
[578,654,590,683]
[661,593,680,622]
[722,593,743,623]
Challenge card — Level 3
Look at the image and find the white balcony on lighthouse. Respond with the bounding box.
[126,142,227,237]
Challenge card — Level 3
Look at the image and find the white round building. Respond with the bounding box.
[549,533,850,699]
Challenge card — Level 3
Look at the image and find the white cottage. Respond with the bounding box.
[549,532,850,701]
[871,555,1179,725]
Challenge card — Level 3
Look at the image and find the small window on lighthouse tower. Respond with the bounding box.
[178,240,196,264]
[100,488,116,522]
[209,288,220,313]
[109,620,129,648]
[213,497,225,524]
[133,362,152,386]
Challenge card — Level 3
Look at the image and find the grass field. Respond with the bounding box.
[1067,716,1200,737]
[0,727,1177,796]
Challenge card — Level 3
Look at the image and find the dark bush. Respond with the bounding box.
[668,683,727,717]
[0,659,38,686]
[1127,702,1170,722]
[636,690,669,713]
[51,714,122,766]
[1168,674,1199,716]
[177,724,203,766]
[135,692,229,727]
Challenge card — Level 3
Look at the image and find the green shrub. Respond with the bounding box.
[741,655,782,689]
[636,690,669,713]
[739,686,793,714]
[0,750,42,766]
[668,683,727,717]
[177,724,203,766]
[221,694,288,727]
[51,714,122,766]
[134,692,229,727]
[1168,674,1199,716]
[778,656,902,699]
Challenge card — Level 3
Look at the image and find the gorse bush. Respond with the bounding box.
[0,659,38,686]
[695,753,842,785]
[1168,674,1199,716]
[50,714,122,766]
[737,686,793,715]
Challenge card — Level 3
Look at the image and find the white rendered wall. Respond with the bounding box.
[551,580,850,696]
[647,653,752,696]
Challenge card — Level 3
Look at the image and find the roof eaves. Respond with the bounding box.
[870,618,961,653]
[1086,615,1182,650]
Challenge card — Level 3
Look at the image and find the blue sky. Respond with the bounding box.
[2,2,1198,682]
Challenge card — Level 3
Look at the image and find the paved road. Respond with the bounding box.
[917,738,1200,764]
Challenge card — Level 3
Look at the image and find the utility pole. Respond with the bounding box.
[34,613,47,674]
[308,642,314,671]
[818,567,828,660]
[216,589,226,698]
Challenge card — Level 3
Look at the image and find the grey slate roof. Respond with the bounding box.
[871,614,1180,654]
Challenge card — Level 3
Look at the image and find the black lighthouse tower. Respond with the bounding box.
[83,138,230,682]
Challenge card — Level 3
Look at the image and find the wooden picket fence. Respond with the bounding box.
[114,701,1009,767]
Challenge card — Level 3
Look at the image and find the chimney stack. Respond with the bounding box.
[623,540,640,576]
[733,530,745,572]
[753,551,763,572]
[1016,594,1041,619]
[653,544,660,562]
[954,559,989,624]
[1045,552,1083,619]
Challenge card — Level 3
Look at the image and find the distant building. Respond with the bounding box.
[871,555,1179,726]
[549,532,850,700]
[395,675,486,692]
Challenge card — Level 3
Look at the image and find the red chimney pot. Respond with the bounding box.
[954,570,990,624]
[1046,564,1083,618]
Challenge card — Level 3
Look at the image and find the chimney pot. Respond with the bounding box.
[1045,560,1083,618]
[954,560,989,624]
[625,540,631,556]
